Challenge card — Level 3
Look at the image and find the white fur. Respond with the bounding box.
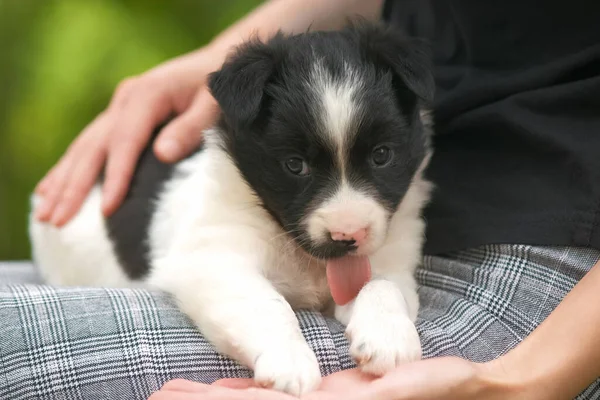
[29,186,133,288]
[310,61,362,174]
[29,117,433,395]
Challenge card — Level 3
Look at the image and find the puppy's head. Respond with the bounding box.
[208,22,434,259]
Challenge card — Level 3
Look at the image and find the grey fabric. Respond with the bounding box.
[0,261,42,285]
[1,245,599,399]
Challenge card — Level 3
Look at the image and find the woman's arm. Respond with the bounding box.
[209,0,385,53]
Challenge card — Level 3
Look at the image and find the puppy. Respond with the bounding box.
[29,22,434,396]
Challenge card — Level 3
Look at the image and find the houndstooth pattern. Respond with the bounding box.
[1,244,599,399]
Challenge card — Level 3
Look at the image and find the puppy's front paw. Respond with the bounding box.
[253,340,321,396]
[347,315,421,376]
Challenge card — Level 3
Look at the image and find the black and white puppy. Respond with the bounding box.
[29,22,434,396]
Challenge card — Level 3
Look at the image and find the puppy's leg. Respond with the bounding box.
[150,249,321,396]
[335,247,422,375]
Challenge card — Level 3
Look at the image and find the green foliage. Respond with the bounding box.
[0,0,262,260]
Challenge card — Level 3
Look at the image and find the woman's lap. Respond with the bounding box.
[1,245,599,399]
[418,244,600,362]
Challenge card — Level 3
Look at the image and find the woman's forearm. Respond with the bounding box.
[489,260,600,399]
[159,0,384,97]
[208,0,385,52]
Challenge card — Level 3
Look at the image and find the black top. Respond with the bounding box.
[383,0,600,255]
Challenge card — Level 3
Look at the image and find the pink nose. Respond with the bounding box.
[330,228,368,246]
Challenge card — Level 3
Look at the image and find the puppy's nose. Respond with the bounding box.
[330,228,368,246]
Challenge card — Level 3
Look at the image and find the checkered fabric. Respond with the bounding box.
[1,244,599,399]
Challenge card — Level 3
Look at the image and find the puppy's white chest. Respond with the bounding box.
[262,244,331,312]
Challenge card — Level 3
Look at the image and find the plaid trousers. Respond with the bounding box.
[1,245,600,399]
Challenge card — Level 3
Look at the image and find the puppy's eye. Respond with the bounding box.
[371,146,393,167]
[285,157,310,176]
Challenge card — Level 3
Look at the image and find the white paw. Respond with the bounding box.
[346,315,421,376]
[253,340,322,396]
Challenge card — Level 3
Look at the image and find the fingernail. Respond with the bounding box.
[101,199,111,216]
[101,192,111,214]
[157,139,181,161]
[101,188,116,216]
[35,200,51,220]
[50,205,66,226]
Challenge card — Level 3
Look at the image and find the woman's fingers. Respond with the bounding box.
[34,120,95,220]
[49,141,107,226]
[34,158,74,221]
[150,379,297,400]
[35,163,59,196]
[37,113,110,225]
[212,378,256,389]
[159,379,211,393]
[33,128,92,222]
[100,88,172,216]
[154,88,219,163]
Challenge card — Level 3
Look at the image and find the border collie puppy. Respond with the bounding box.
[29,22,434,396]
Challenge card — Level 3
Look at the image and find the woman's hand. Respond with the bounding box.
[148,368,375,400]
[34,47,222,226]
[148,357,514,400]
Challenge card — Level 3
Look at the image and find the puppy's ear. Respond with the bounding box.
[208,37,280,131]
[353,22,435,105]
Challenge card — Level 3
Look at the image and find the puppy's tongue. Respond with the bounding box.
[326,256,371,306]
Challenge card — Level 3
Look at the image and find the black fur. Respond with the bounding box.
[104,122,185,280]
[209,22,433,259]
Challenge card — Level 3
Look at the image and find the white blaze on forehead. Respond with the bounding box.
[309,61,363,175]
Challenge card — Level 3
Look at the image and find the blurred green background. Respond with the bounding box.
[0,0,262,260]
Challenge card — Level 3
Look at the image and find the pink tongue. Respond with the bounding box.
[326,256,371,306]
